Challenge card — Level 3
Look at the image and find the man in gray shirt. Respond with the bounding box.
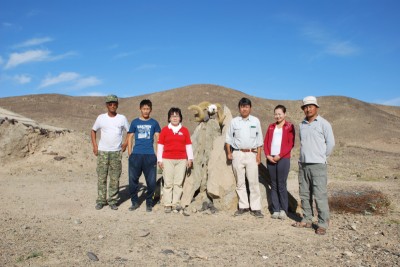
[225,97,264,218]
[292,96,335,235]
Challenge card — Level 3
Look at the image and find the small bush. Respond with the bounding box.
[16,251,43,262]
[329,187,390,215]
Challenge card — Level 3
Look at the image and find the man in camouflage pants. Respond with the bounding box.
[91,95,129,210]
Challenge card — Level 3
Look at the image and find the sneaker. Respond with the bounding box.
[182,207,190,216]
[146,205,152,212]
[95,203,104,210]
[164,206,172,213]
[234,208,249,216]
[173,205,182,212]
[128,203,139,211]
[278,210,287,220]
[250,210,264,218]
[271,212,280,219]
[109,204,118,210]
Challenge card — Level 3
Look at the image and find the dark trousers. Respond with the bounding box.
[128,154,157,206]
[267,157,290,213]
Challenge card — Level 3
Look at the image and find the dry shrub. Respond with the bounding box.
[329,187,390,215]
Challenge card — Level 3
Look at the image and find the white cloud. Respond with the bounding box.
[14,37,53,48]
[326,41,358,56]
[70,76,102,90]
[39,72,102,91]
[13,74,32,84]
[107,44,119,50]
[381,97,400,106]
[39,72,80,88]
[3,22,12,27]
[302,25,359,57]
[4,50,51,69]
[4,49,75,69]
[134,64,158,71]
[113,51,136,59]
[27,9,41,17]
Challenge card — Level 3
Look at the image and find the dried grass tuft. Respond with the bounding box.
[329,187,390,215]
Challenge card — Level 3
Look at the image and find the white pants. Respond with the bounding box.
[232,151,262,211]
[162,159,187,207]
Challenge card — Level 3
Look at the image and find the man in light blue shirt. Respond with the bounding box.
[225,97,264,218]
[293,96,335,235]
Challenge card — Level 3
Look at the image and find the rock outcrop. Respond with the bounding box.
[181,105,299,213]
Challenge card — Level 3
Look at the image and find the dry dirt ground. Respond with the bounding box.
[1,116,399,267]
[2,85,400,267]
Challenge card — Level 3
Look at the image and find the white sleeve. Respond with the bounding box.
[157,144,164,162]
[123,115,129,131]
[186,144,194,160]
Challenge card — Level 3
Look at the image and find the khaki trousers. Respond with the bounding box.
[232,151,261,211]
[298,163,329,228]
[162,159,187,207]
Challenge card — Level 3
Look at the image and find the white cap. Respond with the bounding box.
[301,96,319,108]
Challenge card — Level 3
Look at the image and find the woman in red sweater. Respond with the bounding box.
[264,105,295,220]
[157,107,193,213]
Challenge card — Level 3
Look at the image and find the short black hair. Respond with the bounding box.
[274,104,286,113]
[167,107,183,122]
[238,97,252,108]
[140,99,152,109]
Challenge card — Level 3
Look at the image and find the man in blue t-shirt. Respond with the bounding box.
[127,99,161,212]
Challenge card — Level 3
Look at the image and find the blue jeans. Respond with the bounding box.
[128,154,157,206]
[267,157,290,213]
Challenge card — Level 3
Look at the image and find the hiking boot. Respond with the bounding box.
[146,204,152,212]
[271,212,279,219]
[278,210,287,220]
[109,204,118,210]
[250,210,264,218]
[95,203,104,210]
[234,208,249,216]
[128,203,139,211]
[164,206,172,213]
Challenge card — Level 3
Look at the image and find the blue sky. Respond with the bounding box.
[1,0,399,106]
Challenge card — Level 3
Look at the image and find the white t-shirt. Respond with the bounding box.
[271,127,283,156]
[92,113,129,151]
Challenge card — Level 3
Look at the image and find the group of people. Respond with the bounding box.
[91,94,335,235]
[225,96,335,235]
[91,96,192,214]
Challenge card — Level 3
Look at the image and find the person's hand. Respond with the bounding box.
[256,154,261,165]
[273,155,281,162]
[187,160,193,168]
[121,142,128,152]
[92,146,98,156]
[266,155,276,164]
[227,153,233,160]
[158,162,164,169]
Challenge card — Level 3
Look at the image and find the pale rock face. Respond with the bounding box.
[207,106,238,211]
[182,105,298,213]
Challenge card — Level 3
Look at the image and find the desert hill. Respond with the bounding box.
[1,84,400,153]
[1,84,400,266]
